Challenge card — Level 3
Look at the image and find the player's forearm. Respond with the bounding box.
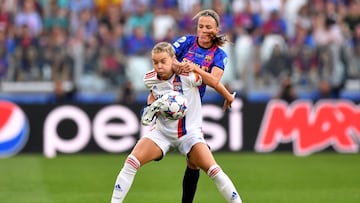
[213,81,233,101]
[192,65,231,100]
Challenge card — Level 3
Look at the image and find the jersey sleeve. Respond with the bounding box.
[172,35,194,61]
[143,69,157,90]
[188,72,202,87]
[212,48,228,71]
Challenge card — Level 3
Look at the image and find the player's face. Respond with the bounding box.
[152,52,174,80]
[197,16,219,47]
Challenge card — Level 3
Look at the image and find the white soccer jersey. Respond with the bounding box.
[143,70,203,139]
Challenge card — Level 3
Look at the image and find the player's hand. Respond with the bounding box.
[222,92,236,111]
[182,61,195,73]
[141,98,165,125]
[173,59,186,74]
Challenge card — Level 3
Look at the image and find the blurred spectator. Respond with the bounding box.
[52,79,77,103]
[1,0,360,102]
[123,2,153,36]
[262,44,292,87]
[112,23,126,63]
[14,0,43,36]
[98,46,126,86]
[117,80,135,105]
[0,0,13,31]
[67,26,85,83]
[0,44,8,80]
[288,17,314,51]
[42,0,69,32]
[275,76,297,103]
[160,27,179,43]
[233,31,255,87]
[345,23,360,78]
[212,0,234,37]
[312,12,345,46]
[97,21,116,47]
[122,0,150,17]
[124,26,154,56]
[283,0,307,37]
[343,0,360,32]
[70,8,98,41]
[262,9,287,38]
[259,0,284,20]
[95,0,122,17]
[14,45,42,81]
[317,45,346,98]
[233,0,262,36]
[83,35,100,74]
[152,6,177,42]
[68,0,94,14]
[15,24,39,49]
[176,2,201,36]
[98,2,125,31]
[291,46,319,90]
[294,3,312,35]
[150,0,178,13]
[0,26,11,80]
[177,0,200,15]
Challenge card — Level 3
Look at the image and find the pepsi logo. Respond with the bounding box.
[0,101,29,158]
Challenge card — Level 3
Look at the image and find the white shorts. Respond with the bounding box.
[143,128,206,157]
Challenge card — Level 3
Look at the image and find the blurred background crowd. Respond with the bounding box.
[0,0,359,104]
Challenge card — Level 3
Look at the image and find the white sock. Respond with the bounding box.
[111,155,140,203]
[207,165,242,203]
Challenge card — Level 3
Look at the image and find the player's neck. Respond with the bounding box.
[157,72,174,80]
[197,38,213,49]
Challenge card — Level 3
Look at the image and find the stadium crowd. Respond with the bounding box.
[0,0,359,103]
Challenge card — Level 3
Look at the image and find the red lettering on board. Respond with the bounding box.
[255,100,360,156]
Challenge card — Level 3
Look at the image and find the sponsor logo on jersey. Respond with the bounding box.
[0,101,29,158]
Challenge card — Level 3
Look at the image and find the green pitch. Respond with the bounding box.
[0,152,359,203]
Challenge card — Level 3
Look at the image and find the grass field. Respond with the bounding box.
[0,152,359,203]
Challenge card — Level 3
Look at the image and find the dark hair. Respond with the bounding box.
[193,9,220,27]
[192,9,229,47]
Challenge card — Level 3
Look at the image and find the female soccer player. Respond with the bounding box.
[172,9,234,203]
[110,42,242,203]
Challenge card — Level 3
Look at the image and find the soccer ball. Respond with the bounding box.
[160,91,188,120]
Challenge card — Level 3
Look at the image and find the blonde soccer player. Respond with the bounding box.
[110,42,242,203]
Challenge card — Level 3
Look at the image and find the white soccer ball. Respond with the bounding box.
[160,91,188,120]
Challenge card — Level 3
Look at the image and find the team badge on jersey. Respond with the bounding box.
[205,55,212,62]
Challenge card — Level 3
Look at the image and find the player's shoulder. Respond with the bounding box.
[180,72,201,85]
[178,73,191,82]
[216,46,228,57]
[144,69,157,80]
[173,35,196,47]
